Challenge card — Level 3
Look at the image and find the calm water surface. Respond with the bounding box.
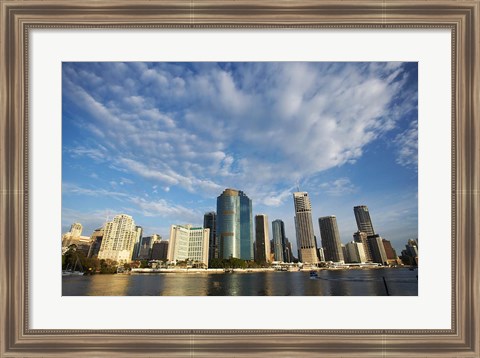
[62,268,417,296]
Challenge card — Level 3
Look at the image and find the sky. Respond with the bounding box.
[62,62,418,254]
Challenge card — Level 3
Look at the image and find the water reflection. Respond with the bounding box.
[62,268,418,296]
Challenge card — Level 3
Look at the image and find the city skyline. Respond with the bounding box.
[62,62,418,253]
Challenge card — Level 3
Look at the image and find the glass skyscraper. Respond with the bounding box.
[216,188,253,260]
[319,215,344,263]
[203,211,217,260]
[272,219,286,262]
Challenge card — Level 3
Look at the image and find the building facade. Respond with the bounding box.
[203,212,217,260]
[271,219,286,262]
[98,214,138,264]
[216,188,253,260]
[345,241,367,263]
[151,240,169,261]
[167,225,210,267]
[353,205,376,236]
[254,214,271,264]
[87,228,104,258]
[366,234,388,265]
[137,234,161,260]
[293,192,319,264]
[353,231,372,261]
[318,215,344,263]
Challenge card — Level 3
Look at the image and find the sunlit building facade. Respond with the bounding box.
[293,192,319,264]
[255,214,271,264]
[167,224,209,267]
[216,188,253,260]
[98,214,138,264]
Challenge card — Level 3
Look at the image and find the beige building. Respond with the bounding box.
[98,214,138,264]
[255,214,272,264]
[293,192,319,264]
[167,225,210,267]
[345,241,367,263]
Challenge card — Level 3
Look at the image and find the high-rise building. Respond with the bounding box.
[318,215,344,263]
[293,192,319,264]
[98,214,138,264]
[284,238,293,263]
[366,234,388,265]
[151,240,169,261]
[254,214,271,264]
[353,205,375,236]
[353,231,372,261]
[87,227,104,258]
[132,226,143,260]
[216,188,253,260]
[272,219,286,262]
[345,241,367,263]
[203,212,217,260]
[382,238,400,265]
[167,225,209,267]
[137,234,160,260]
[69,222,83,237]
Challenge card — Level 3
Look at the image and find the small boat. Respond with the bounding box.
[309,270,318,279]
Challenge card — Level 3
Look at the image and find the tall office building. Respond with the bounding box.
[216,188,253,260]
[98,214,138,264]
[318,215,344,263]
[345,241,367,263]
[151,240,169,261]
[203,212,217,260]
[87,227,104,258]
[353,231,372,261]
[353,205,375,236]
[167,225,210,267]
[272,219,286,262]
[255,214,271,264]
[69,222,83,237]
[293,192,319,264]
[137,234,160,260]
[366,234,388,265]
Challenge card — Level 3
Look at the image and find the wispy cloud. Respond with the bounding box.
[394,120,418,170]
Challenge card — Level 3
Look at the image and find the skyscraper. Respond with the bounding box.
[353,205,375,236]
[293,192,319,264]
[216,188,253,260]
[353,231,372,261]
[272,219,286,262]
[255,214,271,264]
[203,212,217,260]
[366,234,388,265]
[167,224,210,267]
[319,215,344,263]
[345,241,367,263]
[98,214,138,264]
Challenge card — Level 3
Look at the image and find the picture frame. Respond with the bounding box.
[1,0,478,356]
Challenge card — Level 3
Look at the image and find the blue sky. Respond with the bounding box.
[62,62,418,254]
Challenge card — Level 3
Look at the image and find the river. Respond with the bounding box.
[62,267,417,296]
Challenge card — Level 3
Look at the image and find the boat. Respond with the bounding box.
[62,256,84,276]
[309,270,318,279]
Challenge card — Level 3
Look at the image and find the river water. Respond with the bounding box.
[62,268,417,296]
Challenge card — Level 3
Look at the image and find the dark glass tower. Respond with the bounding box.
[318,215,344,262]
[272,219,286,262]
[216,188,253,260]
[203,212,217,260]
[353,205,375,236]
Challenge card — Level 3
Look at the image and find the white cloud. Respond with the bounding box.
[394,120,418,169]
[63,62,416,207]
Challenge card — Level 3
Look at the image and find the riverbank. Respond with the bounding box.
[129,266,407,274]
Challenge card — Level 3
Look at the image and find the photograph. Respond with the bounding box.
[61,61,419,296]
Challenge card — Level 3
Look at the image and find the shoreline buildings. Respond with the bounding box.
[216,188,253,260]
[254,214,272,264]
[293,192,319,264]
[97,214,138,264]
[319,215,344,263]
[167,224,210,267]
